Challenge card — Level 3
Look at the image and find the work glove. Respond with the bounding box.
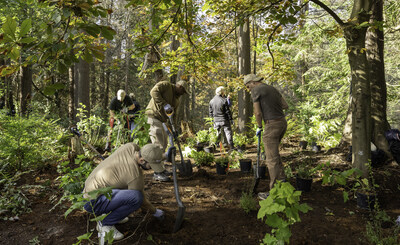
[256,127,263,136]
[164,104,173,114]
[121,107,128,114]
[153,208,165,221]
[165,146,176,162]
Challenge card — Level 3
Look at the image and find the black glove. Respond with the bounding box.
[166,146,176,162]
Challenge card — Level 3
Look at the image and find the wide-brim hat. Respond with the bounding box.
[140,144,165,172]
[244,74,263,85]
[176,80,189,94]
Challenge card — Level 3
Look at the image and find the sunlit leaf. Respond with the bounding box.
[2,17,17,41]
[19,19,32,37]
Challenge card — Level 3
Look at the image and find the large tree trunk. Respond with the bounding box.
[90,62,97,109]
[19,64,32,117]
[238,18,253,134]
[346,2,372,176]
[366,0,391,155]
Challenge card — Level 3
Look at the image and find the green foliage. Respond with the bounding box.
[0,172,31,220]
[229,149,245,169]
[258,181,312,244]
[215,155,230,167]
[57,155,95,199]
[233,132,248,147]
[295,163,315,179]
[239,192,258,214]
[0,113,67,172]
[195,129,209,144]
[131,110,150,147]
[76,104,104,147]
[189,151,215,167]
[365,210,399,245]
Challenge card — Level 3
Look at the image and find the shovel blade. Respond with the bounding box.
[173,205,186,233]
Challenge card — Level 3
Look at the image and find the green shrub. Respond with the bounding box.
[131,110,150,147]
[258,181,312,244]
[0,113,67,172]
[240,192,258,214]
[189,151,214,167]
[215,155,230,167]
[0,173,31,220]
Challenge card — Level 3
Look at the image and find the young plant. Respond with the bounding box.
[215,155,230,167]
[233,132,248,147]
[239,192,258,214]
[131,110,150,147]
[189,151,215,167]
[258,181,313,244]
[296,163,314,179]
[229,149,245,169]
[195,130,209,144]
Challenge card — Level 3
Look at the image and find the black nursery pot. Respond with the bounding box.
[195,145,204,152]
[356,192,376,210]
[253,165,267,179]
[299,141,308,149]
[178,159,193,177]
[296,176,312,192]
[204,146,215,153]
[239,159,252,173]
[216,163,227,175]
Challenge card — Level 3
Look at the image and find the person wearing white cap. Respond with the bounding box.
[244,74,289,200]
[145,80,189,181]
[209,86,235,150]
[83,143,166,241]
[105,90,135,151]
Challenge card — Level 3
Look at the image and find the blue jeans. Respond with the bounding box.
[84,189,143,226]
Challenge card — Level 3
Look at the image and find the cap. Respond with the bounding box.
[117,89,126,101]
[215,86,225,96]
[140,144,165,172]
[176,80,189,94]
[244,74,263,85]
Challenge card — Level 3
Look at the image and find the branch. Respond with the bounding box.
[153,3,182,46]
[184,0,199,54]
[31,79,53,101]
[309,0,345,26]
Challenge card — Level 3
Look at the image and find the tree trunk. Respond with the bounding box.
[90,62,97,109]
[77,58,90,118]
[68,64,75,126]
[345,3,372,176]
[366,0,391,156]
[19,64,32,117]
[238,18,253,134]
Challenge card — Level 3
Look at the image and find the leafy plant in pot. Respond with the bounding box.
[295,163,314,192]
[215,156,230,175]
[233,132,248,151]
[189,151,214,168]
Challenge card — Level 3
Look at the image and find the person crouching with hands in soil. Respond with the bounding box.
[83,143,166,240]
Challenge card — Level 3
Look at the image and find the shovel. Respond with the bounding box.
[166,113,192,176]
[70,127,105,160]
[162,123,185,233]
[252,132,262,194]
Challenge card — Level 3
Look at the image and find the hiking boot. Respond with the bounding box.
[258,192,270,200]
[97,222,124,240]
[161,169,173,176]
[153,172,172,182]
[118,217,129,224]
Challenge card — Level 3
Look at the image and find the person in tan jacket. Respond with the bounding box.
[145,80,188,181]
[83,143,165,240]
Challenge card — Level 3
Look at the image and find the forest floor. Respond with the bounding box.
[1,138,400,245]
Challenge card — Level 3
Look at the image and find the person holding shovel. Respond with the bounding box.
[244,74,289,200]
[209,86,235,150]
[145,79,189,181]
[83,143,166,240]
[104,89,135,152]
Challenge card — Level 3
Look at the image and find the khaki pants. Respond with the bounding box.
[147,117,168,152]
[263,117,287,190]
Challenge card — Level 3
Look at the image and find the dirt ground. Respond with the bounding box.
[1,139,400,245]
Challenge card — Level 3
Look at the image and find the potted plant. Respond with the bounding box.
[233,132,248,151]
[215,155,230,175]
[189,151,215,168]
[229,149,251,173]
[295,163,314,192]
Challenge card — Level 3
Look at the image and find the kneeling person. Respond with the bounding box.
[83,143,165,240]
